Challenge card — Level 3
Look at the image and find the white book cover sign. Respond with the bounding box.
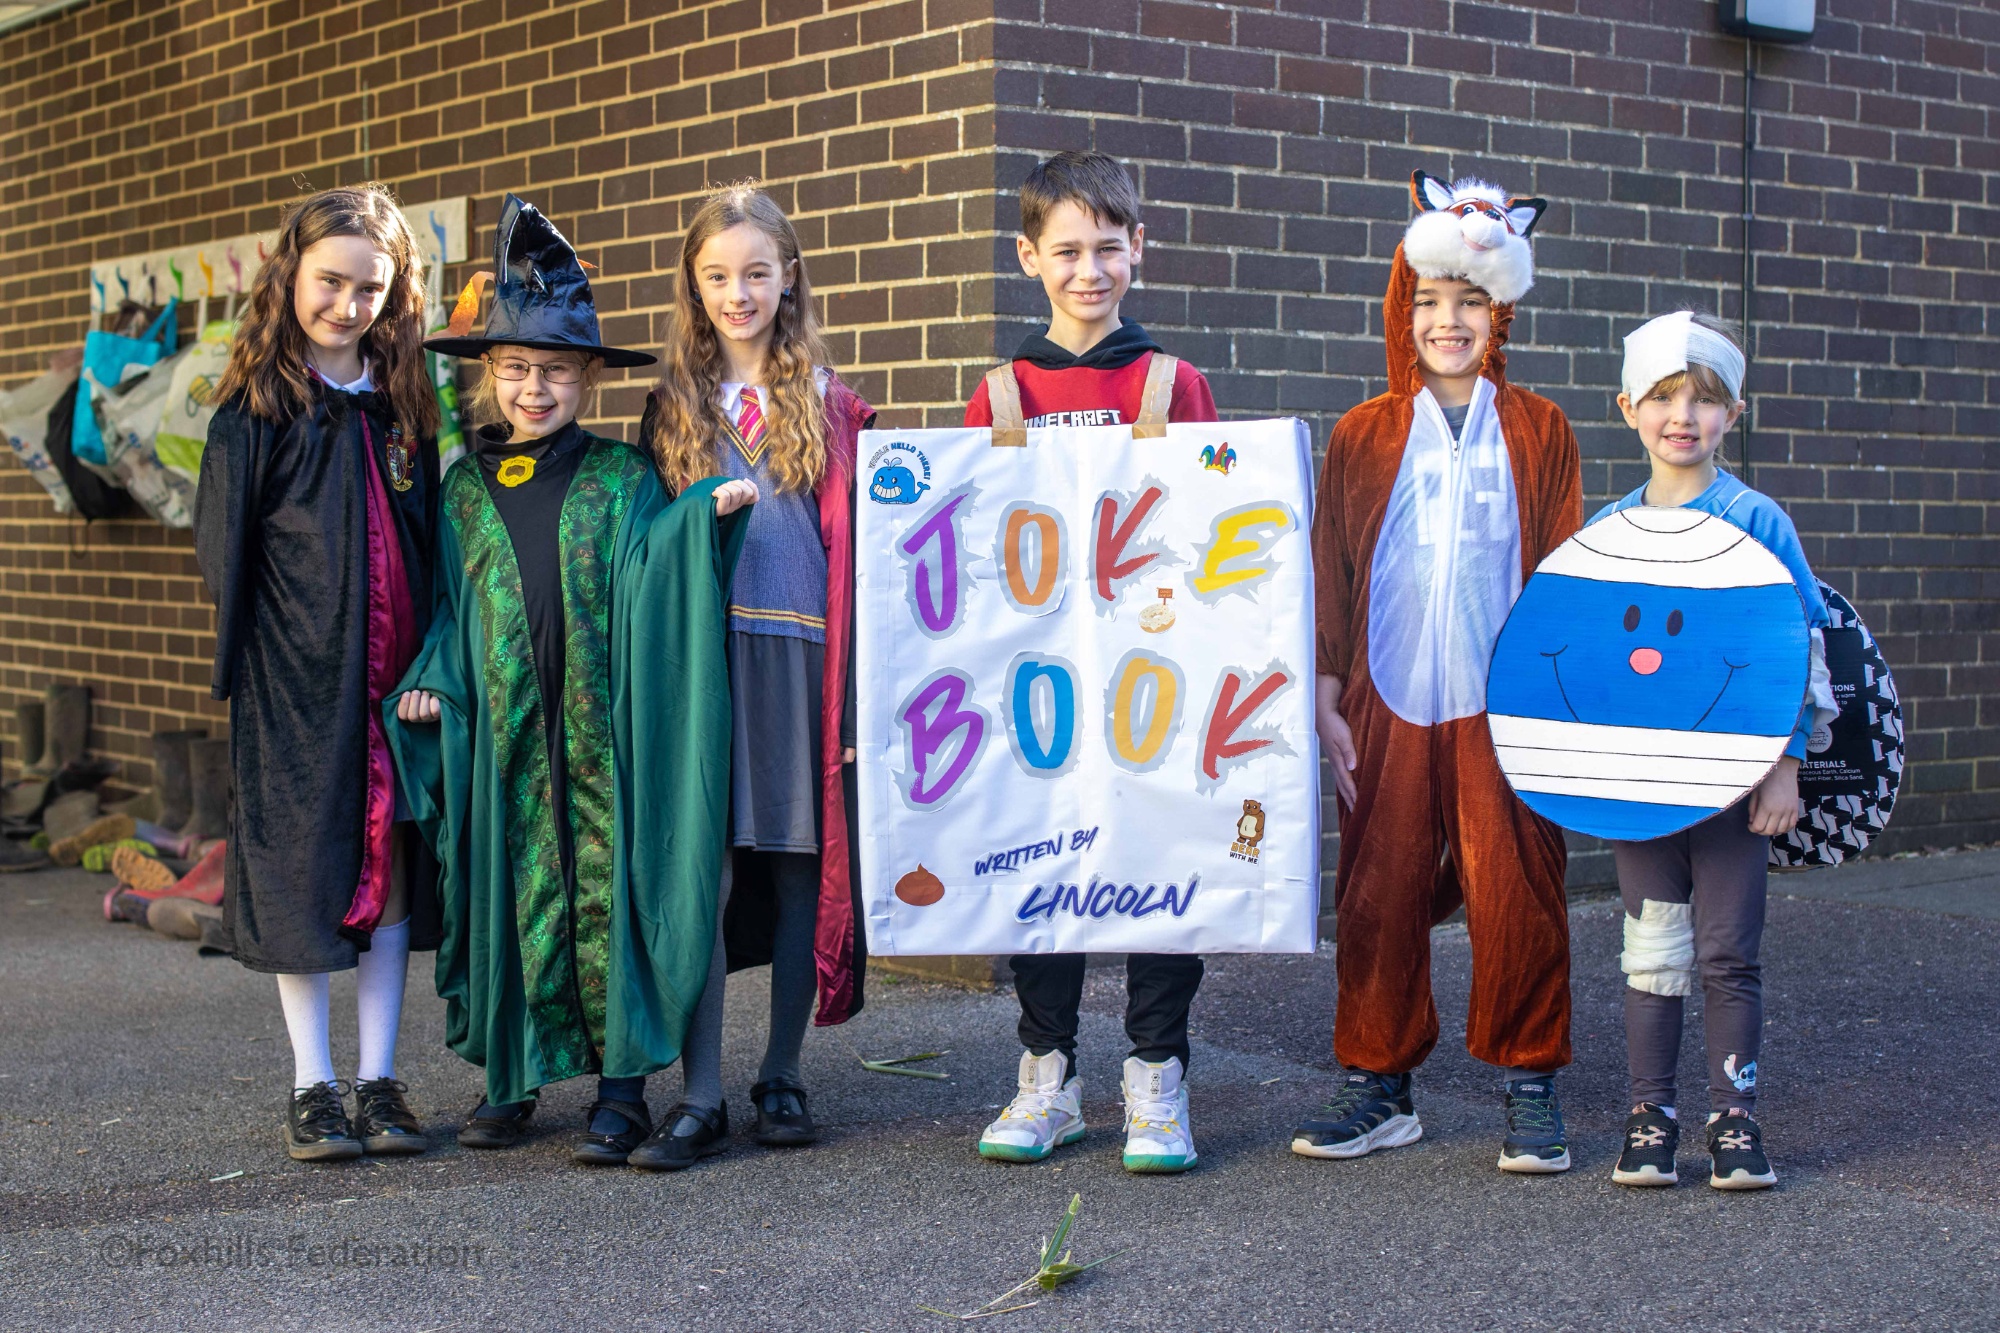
[854,419,1320,956]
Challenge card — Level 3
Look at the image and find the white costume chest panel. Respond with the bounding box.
[1365,378,1522,726]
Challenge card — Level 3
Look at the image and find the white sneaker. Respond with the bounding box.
[978,1050,1085,1163]
[1120,1056,1197,1174]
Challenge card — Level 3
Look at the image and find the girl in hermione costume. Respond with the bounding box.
[196,184,442,1161]
[630,184,873,1171]
[390,195,754,1166]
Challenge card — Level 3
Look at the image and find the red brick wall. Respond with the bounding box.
[0,0,1002,782]
[986,0,2000,852]
[2,0,1995,857]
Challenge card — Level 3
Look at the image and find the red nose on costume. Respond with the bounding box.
[1628,647,1663,675]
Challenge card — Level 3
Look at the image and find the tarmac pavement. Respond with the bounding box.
[2,851,1996,1331]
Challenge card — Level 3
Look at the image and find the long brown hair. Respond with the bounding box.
[646,183,832,494]
[215,183,440,438]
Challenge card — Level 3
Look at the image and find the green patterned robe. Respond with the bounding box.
[386,438,745,1106]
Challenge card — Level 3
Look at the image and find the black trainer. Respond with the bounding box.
[1291,1070,1421,1160]
[1707,1109,1777,1190]
[572,1098,651,1166]
[285,1081,363,1162]
[458,1098,536,1150]
[630,1102,730,1172]
[750,1079,818,1147]
[1497,1076,1570,1174]
[1611,1103,1679,1187]
[352,1077,428,1156]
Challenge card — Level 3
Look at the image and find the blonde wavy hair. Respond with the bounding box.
[215,183,438,438]
[645,184,832,494]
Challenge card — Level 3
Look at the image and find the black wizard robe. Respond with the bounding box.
[195,390,442,974]
[385,436,745,1107]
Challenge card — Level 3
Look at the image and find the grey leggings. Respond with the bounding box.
[677,850,820,1113]
[1613,797,1767,1115]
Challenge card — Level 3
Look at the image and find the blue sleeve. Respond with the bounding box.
[1732,494,1827,759]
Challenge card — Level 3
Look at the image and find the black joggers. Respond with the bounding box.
[1010,952,1204,1078]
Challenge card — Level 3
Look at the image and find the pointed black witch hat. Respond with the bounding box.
[425,194,656,368]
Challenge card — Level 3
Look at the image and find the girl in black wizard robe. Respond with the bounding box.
[195,185,443,1163]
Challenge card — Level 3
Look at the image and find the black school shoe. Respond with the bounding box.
[1611,1103,1680,1187]
[629,1102,730,1172]
[1707,1109,1777,1190]
[750,1080,818,1146]
[458,1099,536,1150]
[1291,1070,1422,1160]
[285,1081,363,1162]
[352,1078,428,1155]
[572,1098,652,1166]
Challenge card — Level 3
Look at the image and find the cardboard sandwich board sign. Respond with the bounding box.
[854,419,1320,956]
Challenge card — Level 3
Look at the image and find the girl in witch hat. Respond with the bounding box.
[630,183,874,1171]
[390,194,755,1167]
[196,184,442,1162]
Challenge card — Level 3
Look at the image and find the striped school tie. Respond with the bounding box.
[735,386,767,462]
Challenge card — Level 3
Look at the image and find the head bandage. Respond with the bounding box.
[1621,312,1745,405]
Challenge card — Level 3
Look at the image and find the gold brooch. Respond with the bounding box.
[496,455,536,488]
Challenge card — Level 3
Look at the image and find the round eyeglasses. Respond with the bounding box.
[485,356,587,384]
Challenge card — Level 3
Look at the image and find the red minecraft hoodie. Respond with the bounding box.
[964,318,1218,427]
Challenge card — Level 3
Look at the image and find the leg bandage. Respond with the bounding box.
[1620,899,1694,997]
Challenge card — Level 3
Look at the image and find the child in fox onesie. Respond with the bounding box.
[1293,172,1583,1175]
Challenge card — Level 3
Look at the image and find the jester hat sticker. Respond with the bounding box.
[1486,506,1809,842]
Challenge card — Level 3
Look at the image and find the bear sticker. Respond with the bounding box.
[1229,799,1266,863]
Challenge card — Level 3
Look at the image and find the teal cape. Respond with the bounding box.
[386,439,745,1106]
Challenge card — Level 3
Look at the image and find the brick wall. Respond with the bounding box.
[1,0,1994,856]
[986,0,2000,854]
[0,0,1003,783]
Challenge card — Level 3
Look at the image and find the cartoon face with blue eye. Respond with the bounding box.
[869,461,928,505]
[1486,508,1809,842]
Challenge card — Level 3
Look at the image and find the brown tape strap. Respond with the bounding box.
[1132,352,1178,439]
[985,363,1026,448]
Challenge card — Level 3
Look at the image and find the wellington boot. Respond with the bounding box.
[40,790,100,842]
[197,912,234,956]
[176,738,231,842]
[169,840,227,907]
[14,699,44,776]
[150,730,205,830]
[111,843,177,892]
[27,684,89,779]
[0,777,51,824]
[50,813,134,868]
[132,820,198,859]
[104,788,161,822]
[0,837,50,873]
[147,895,222,940]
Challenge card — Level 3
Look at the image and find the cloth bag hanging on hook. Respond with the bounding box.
[0,355,82,514]
[96,345,198,528]
[74,298,178,467]
[152,319,236,482]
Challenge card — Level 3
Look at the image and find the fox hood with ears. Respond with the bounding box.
[1400,170,1546,307]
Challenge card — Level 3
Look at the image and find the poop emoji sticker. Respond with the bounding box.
[1486,507,1809,842]
[894,865,945,906]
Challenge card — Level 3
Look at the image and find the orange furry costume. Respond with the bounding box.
[1312,175,1583,1076]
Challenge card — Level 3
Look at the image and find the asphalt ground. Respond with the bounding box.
[1,854,1995,1331]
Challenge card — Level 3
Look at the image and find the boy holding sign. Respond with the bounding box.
[966,151,1219,1174]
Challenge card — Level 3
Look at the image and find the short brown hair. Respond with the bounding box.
[1019,151,1140,243]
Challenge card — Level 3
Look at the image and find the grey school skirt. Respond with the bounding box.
[727,631,824,854]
